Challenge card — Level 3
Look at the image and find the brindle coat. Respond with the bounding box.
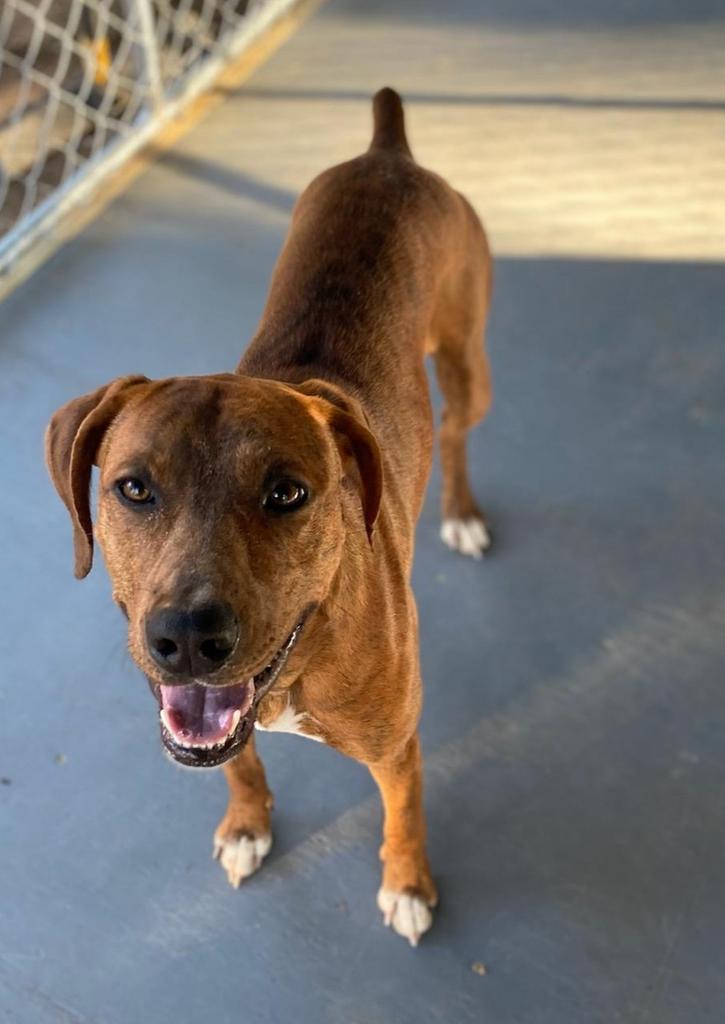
[45,88,493,945]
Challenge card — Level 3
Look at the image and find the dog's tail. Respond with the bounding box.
[369,87,412,157]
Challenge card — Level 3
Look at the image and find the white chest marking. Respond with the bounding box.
[255,699,324,743]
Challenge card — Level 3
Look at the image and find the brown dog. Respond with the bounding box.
[45,88,492,946]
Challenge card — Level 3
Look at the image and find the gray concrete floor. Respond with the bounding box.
[2,1,725,1022]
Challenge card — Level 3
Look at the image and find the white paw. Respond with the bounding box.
[440,517,491,559]
[377,888,435,947]
[213,831,272,888]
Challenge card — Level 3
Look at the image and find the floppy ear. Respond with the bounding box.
[294,379,383,545]
[44,375,149,579]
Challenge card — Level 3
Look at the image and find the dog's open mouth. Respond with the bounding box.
[153,618,307,768]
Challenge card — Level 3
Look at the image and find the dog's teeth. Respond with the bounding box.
[160,706,242,751]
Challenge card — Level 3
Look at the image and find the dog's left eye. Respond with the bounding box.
[117,478,153,505]
[264,479,308,513]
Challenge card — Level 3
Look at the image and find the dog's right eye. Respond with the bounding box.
[117,478,153,505]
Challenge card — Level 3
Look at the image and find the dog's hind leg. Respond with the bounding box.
[213,736,274,887]
[432,251,493,558]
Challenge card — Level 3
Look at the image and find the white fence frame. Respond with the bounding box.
[0,0,298,280]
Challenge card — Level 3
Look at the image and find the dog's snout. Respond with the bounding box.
[145,601,239,677]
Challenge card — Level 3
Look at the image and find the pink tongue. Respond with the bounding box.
[160,681,252,744]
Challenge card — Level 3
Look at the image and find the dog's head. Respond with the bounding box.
[45,373,382,767]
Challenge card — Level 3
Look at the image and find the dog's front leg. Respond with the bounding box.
[368,733,438,946]
[214,735,274,887]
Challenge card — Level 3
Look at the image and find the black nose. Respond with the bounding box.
[145,601,239,677]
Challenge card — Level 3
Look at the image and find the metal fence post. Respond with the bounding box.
[128,0,165,110]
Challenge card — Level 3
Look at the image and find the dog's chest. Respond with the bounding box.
[255,694,324,743]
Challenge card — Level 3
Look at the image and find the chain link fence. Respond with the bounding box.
[0,0,297,277]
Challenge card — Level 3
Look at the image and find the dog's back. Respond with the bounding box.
[241,89,438,388]
[241,89,491,537]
